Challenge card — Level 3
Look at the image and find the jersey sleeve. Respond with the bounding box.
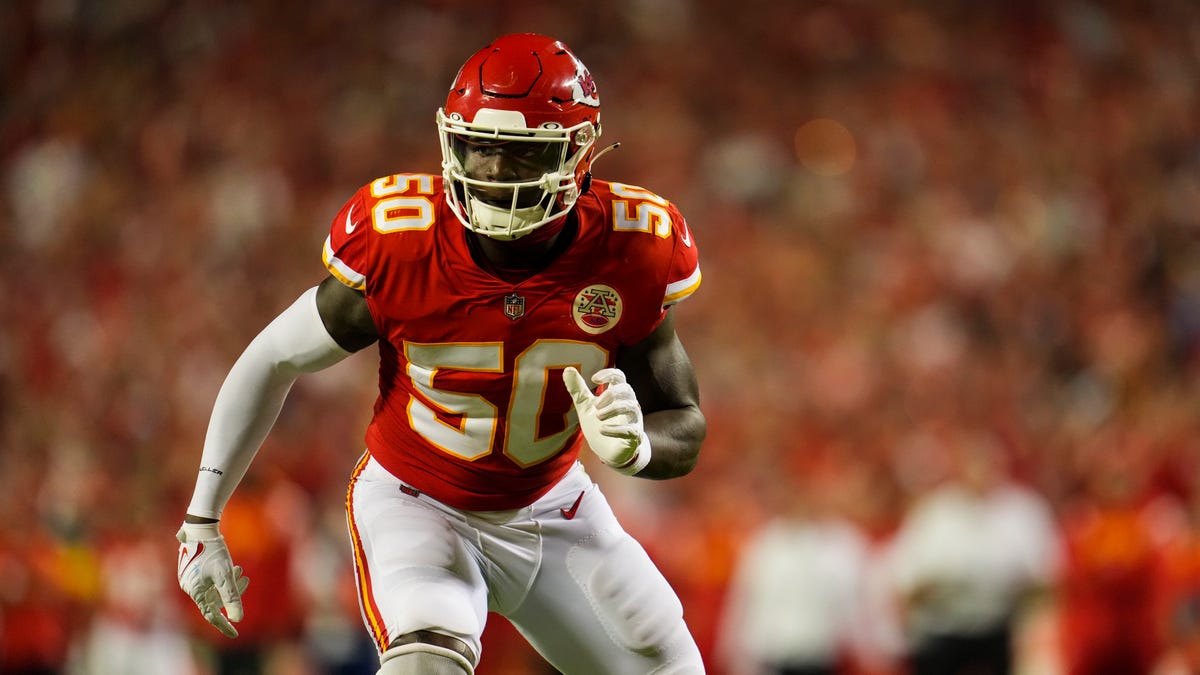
[322,188,371,290]
[662,204,701,308]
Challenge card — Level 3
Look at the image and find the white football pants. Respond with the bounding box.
[346,455,705,674]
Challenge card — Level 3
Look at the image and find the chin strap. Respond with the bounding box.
[466,197,547,240]
[579,141,621,195]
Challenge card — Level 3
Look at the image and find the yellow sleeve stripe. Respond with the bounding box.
[663,264,702,306]
[322,235,366,290]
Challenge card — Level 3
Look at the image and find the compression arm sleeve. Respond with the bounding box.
[186,287,352,519]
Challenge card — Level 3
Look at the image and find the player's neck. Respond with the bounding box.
[468,216,577,283]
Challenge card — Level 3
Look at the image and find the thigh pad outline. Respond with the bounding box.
[567,529,687,655]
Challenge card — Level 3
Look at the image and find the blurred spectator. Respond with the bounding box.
[1056,427,1164,675]
[716,460,872,675]
[1151,485,1200,675]
[195,473,310,675]
[293,492,379,675]
[0,529,79,675]
[886,428,1062,675]
[68,534,193,675]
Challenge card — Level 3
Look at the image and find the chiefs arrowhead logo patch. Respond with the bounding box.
[572,284,621,335]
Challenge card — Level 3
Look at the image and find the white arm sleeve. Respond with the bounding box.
[186,287,353,519]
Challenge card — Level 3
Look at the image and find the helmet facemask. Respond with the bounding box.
[438,108,598,240]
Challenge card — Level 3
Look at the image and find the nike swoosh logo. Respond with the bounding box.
[678,219,692,247]
[344,204,357,234]
[178,541,205,574]
[560,491,585,520]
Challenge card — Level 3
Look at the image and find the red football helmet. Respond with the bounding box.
[437,33,602,240]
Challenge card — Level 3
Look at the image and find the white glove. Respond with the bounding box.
[176,521,250,638]
[563,367,651,475]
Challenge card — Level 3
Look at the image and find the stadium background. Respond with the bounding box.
[2,1,1199,673]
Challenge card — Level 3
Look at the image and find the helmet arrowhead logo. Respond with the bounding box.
[572,65,600,108]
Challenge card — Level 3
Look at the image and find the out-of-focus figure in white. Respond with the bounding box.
[718,458,889,675]
[886,428,1062,675]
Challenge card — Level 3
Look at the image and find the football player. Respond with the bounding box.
[176,33,707,675]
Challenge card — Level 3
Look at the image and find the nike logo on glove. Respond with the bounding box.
[344,204,357,233]
[178,541,205,573]
[561,491,585,520]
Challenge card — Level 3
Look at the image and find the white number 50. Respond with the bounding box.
[404,340,608,466]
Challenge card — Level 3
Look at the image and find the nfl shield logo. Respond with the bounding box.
[503,293,526,320]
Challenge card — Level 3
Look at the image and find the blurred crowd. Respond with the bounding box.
[1,0,1199,674]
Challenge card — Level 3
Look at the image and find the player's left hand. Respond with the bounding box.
[564,367,652,475]
[176,521,250,638]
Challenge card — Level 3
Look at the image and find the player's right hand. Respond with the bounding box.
[176,521,250,638]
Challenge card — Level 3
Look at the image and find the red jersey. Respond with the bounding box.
[322,174,701,510]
